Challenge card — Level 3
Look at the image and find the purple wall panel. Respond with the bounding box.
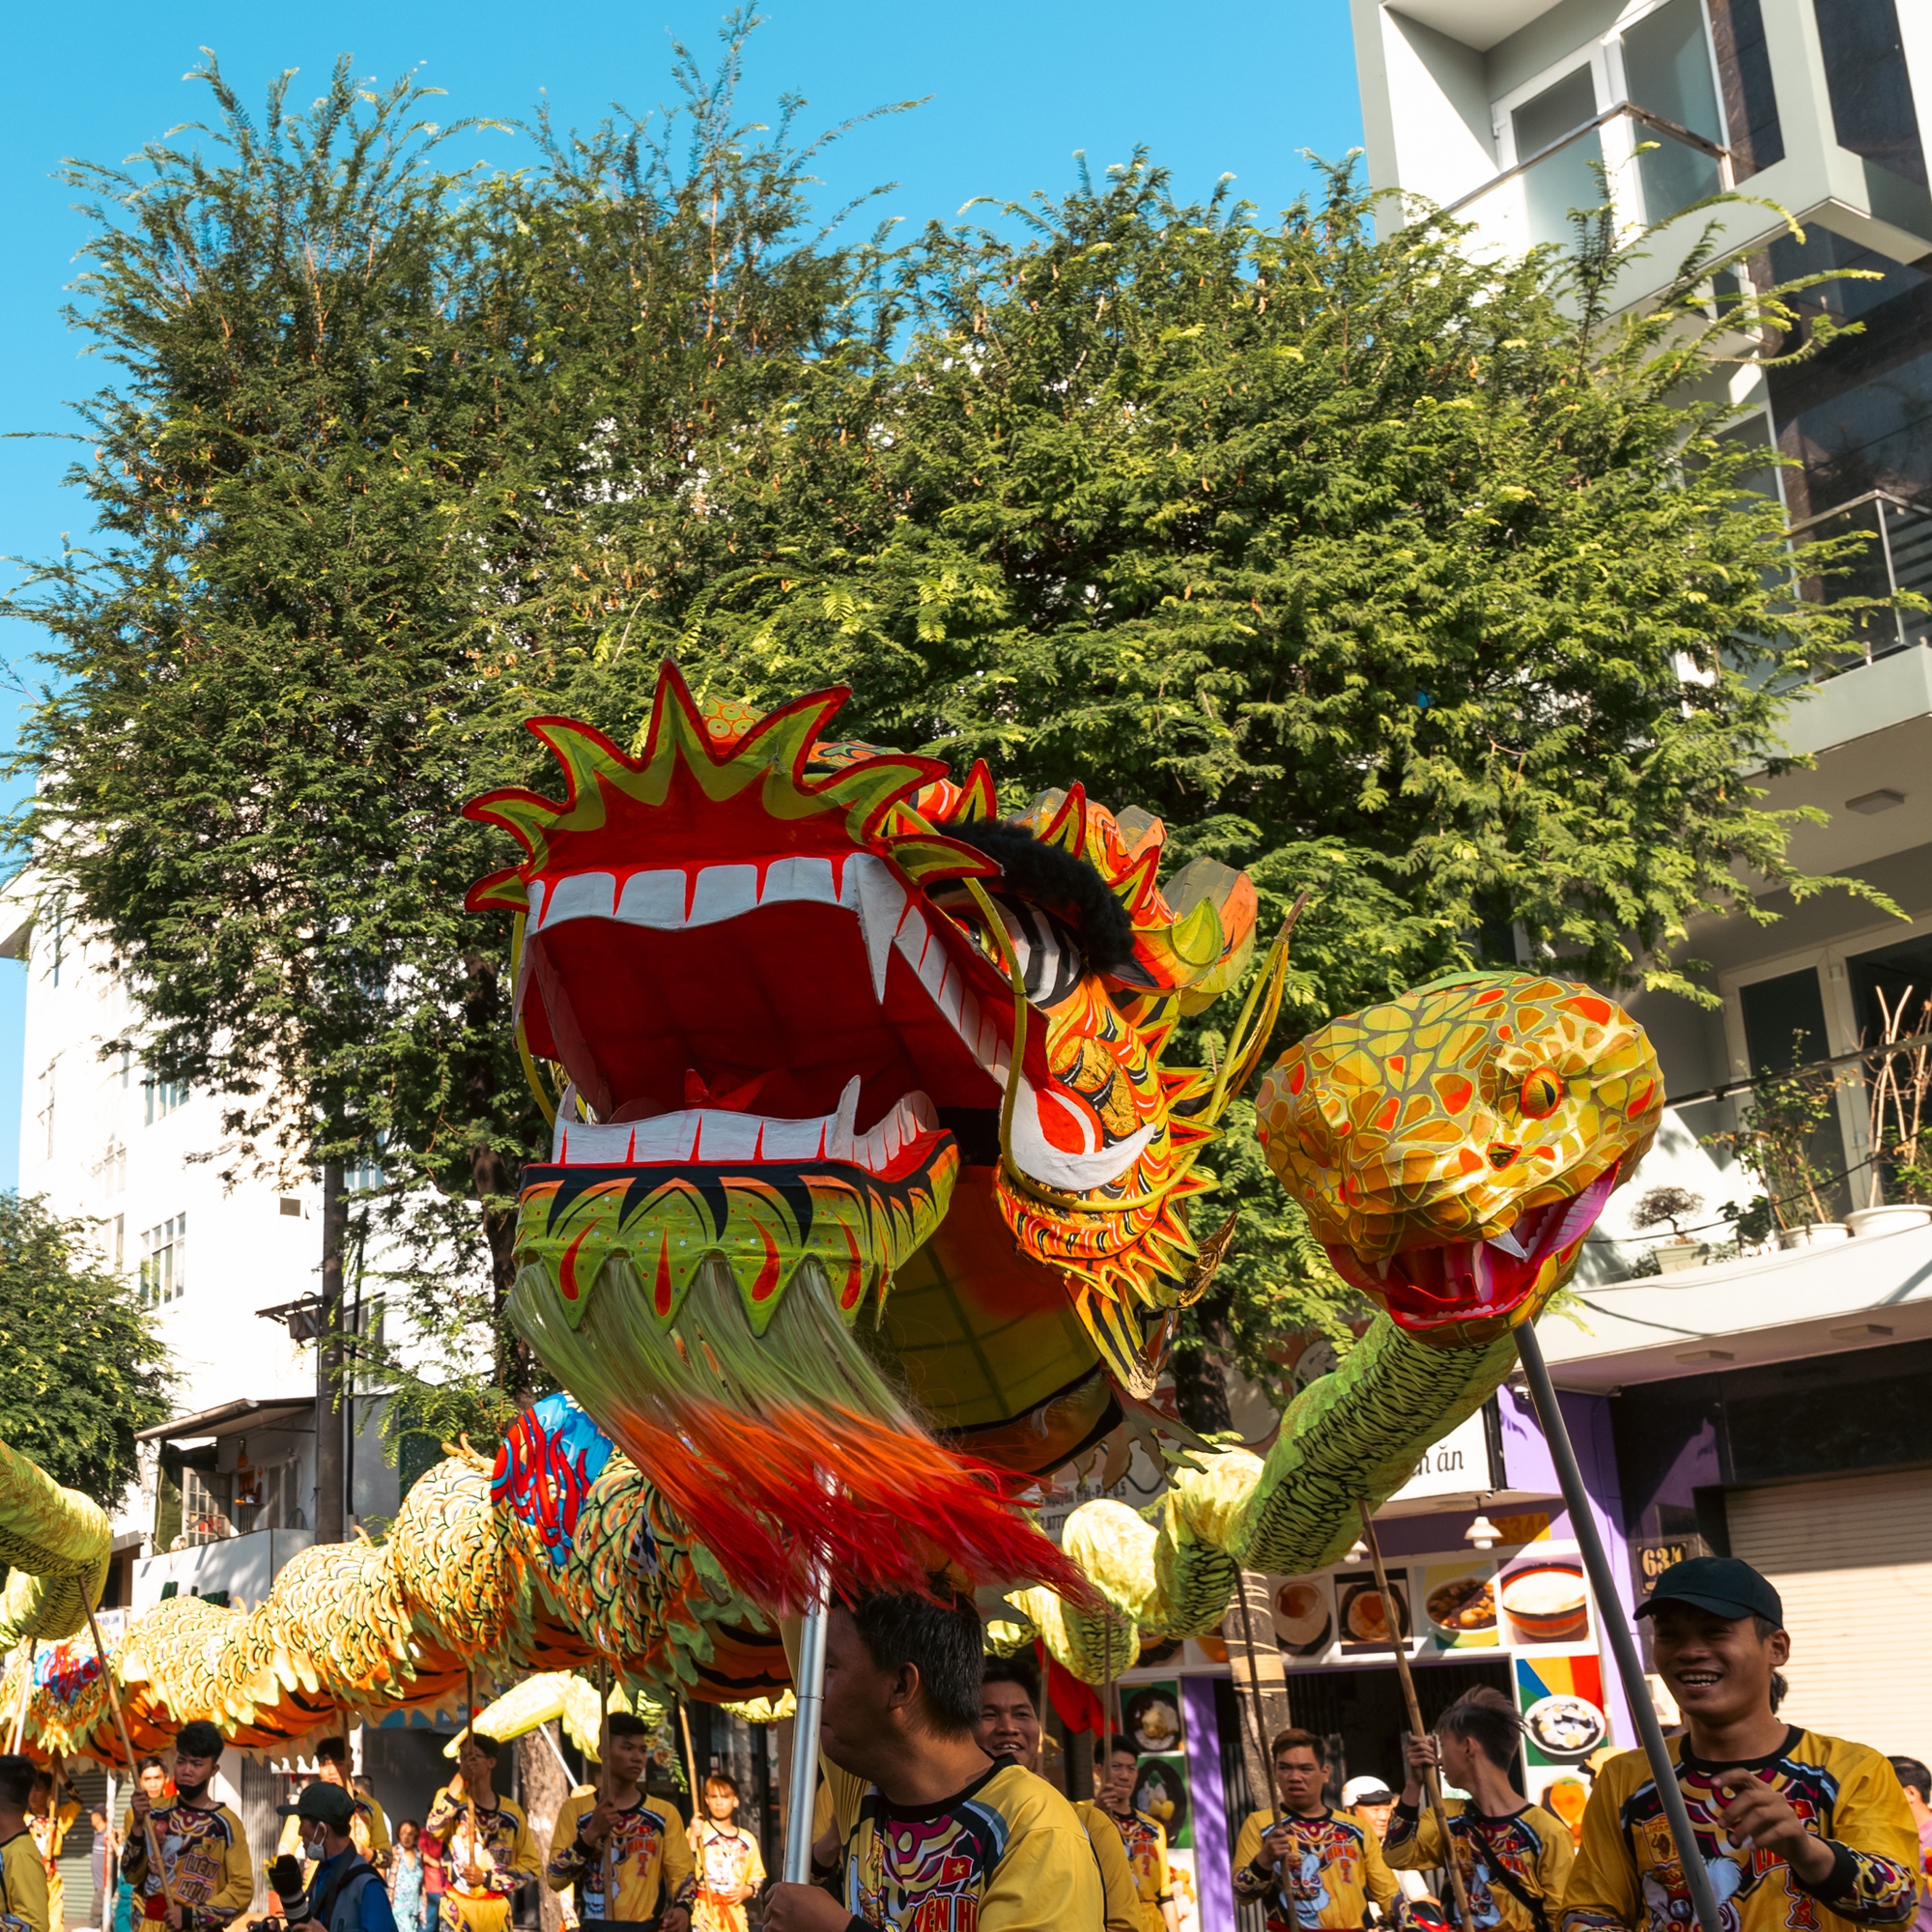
[1184,1675,1236,1932]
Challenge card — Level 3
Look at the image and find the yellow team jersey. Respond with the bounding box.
[546,1787,695,1924]
[688,1820,763,1932]
[1562,1730,1919,1932]
[423,1787,540,1932]
[1075,1802,1164,1932]
[824,1757,1105,1930]
[1233,1806,1402,1931]
[121,1800,255,1927]
[1385,1797,1573,1932]
[0,1833,49,1932]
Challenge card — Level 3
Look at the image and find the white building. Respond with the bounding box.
[1350,0,1932,1752]
[0,906,405,1609]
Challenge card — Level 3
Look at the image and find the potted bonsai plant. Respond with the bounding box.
[1631,1186,1707,1272]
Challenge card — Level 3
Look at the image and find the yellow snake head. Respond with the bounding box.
[1256,973,1663,1347]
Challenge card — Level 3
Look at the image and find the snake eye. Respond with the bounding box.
[1520,1066,1563,1120]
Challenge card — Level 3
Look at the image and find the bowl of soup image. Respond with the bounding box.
[1500,1565,1589,1642]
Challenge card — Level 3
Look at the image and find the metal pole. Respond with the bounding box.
[781,1576,831,1884]
[1515,1321,1723,1932]
[9,1639,35,1751]
[1356,1502,1475,1932]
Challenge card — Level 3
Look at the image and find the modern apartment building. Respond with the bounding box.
[0,906,404,1606]
[1350,0,1932,1757]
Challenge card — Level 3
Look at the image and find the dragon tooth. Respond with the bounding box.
[615,869,685,926]
[688,864,759,924]
[830,1075,862,1161]
[758,855,838,907]
[541,870,618,927]
[1488,1225,1530,1260]
[842,854,908,1004]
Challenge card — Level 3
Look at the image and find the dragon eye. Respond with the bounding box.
[1520,1067,1563,1120]
[940,890,1087,1007]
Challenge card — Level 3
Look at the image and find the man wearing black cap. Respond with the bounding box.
[123,1722,254,1930]
[1562,1556,1919,1932]
[275,1785,397,1932]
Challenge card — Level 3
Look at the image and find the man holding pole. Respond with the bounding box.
[122,1721,255,1930]
[423,1734,539,1932]
[1387,1690,1572,1929]
[1562,1557,1918,1932]
[545,1712,694,1931]
[1233,1729,1405,1929]
[764,1586,1103,1930]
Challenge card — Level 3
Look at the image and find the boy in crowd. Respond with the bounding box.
[687,1771,762,1932]
[423,1733,539,1932]
[279,1739,391,1873]
[124,1720,255,1931]
[1091,1738,1178,1932]
[1564,1556,1918,1932]
[977,1655,1139,1932]
[765,1587,1103,1930]
[0,1756,47,1932]
[1234,1728,1404,1930]
[1388,1688,1573,1930]
[546,1711,694,1931]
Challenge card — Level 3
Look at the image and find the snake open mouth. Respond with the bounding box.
[1321,1170,1618,1334]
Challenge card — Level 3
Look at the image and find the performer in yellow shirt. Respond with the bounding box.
[423,1734,540,1932]
[27,1767,78,1932]
[1233,1728,1402,1930]
[1387,1690,1571,1931]
[121,1721,255,1930]
[546,1713,694,1931]
[686,1773,762,1932]
[977,1656,1139,1932]
[0,1756,50,1932]
[1084,1738,1178,1932]
[1563,1559,1918,1932]
[766,1588,1103,1930]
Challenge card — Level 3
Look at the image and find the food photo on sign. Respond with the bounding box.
[1516,1654,1611,1768]
[1270,1575,1337,1659]
[1421,1560,1498,1649]
[1498,1555,1591,1646]
[1335,1570,1414,1651]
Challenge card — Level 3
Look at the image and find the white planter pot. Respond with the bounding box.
[1845,1206,1932,1237]
[1776,1222,1852,1250]
[1655,1242,1707,1273]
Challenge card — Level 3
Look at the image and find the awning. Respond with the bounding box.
[135,1397,314,1443]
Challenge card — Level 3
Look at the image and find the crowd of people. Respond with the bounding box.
[0,1552,1924,1932]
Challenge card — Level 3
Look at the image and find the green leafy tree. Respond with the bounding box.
[11,27,1895,1440]
[0,1194,174,1506]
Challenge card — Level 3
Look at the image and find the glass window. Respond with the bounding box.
[1707,0,1783,176]
[139,1213,187,1307]
[1623,0,1726,217]
[1738,967,1829,1073]
[144,1076,188,1125]
[1513,67,1605,250]
[1816,0,1928,186]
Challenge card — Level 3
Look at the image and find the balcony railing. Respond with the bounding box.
[1431,101,1732,256]
[1792,491,1932,668]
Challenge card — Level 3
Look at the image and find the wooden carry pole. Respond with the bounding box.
[595,1662,614,1918]
[464,1667,479,1872]
[677,1699,703,1823]
[81,1598,174,1912]
[8,1639,35,1752]
[1230,1581,1282,1825]
[1355,1501,1474,1932]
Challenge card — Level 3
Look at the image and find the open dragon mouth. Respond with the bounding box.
[1323,1170,1618,1337]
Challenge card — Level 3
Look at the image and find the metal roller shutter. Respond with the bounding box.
[1726,1468,1932,1760]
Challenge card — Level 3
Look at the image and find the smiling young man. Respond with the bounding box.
[1233,1728,1403,1930]
[1562,1556,1919,1932]
[764,1587,1103,1931]
[975,1657,1139,1932]
[1386,1688,1572,1931]
[122,1722,255,1931]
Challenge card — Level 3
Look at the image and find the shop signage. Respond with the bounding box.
[1390,1406,1494,1502]
[1632,1534,1709,1587]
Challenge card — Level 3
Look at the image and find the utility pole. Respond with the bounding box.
[314,1157,347,1543]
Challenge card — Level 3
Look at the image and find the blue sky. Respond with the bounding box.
[0,0,1364,1189]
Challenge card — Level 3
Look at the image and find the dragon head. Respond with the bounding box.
[466,665,1277,1604]
[1256,972,1662,1347]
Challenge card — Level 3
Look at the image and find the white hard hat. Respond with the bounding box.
[1342,1776,1397,1805]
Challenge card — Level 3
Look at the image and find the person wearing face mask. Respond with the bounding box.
[974,1658,1139,1932]
[274,1785,398,1932]
[122,1722,254,1931]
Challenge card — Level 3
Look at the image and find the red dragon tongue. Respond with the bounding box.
[610,1400,1091,1611]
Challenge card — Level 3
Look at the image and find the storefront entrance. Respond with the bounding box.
[1284,1657,1519,1798]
